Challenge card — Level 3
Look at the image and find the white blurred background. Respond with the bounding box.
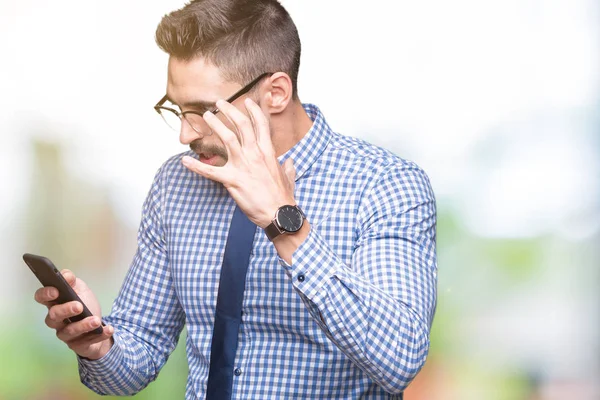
[0,1,598,399]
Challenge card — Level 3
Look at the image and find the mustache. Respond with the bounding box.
[189,141,228,158]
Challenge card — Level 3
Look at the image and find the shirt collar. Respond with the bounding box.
[277,103,332,181]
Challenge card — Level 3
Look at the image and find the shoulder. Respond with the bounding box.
[155,150,195,178]
[146,150,199,190]
[327,132,431,188]
[148,150,226,205]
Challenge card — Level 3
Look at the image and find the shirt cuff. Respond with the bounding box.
[277,225,345,303]
[78,330,124,380]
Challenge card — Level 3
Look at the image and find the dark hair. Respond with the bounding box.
[156,0,301,98]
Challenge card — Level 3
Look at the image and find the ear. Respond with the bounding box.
[261,72,293,115]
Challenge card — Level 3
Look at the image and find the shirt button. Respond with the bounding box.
[297,274,305,282]
[234,368,242,376]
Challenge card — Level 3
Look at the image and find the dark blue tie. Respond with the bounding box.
[206,205,257,400]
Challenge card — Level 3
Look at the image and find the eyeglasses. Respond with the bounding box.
[154,72,272,134]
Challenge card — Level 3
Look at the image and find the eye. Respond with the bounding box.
[164,101,181,111]
[197,104,216,114]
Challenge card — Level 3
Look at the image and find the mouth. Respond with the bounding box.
[198,152,219,165]
[190,141,227,166]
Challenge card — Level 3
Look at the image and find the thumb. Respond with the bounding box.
[283,158,296,183]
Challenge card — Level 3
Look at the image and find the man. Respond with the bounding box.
[34,0,437,398]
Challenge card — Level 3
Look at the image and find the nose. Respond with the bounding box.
[179,119,210,145]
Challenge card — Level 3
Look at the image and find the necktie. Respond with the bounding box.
[206,205,257,400]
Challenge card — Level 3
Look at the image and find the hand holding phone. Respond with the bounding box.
[26,253,114,360]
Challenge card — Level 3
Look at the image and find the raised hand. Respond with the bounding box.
[181,98,297,228]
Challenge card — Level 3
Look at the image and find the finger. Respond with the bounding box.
[215,99,258,149]
[203,111,242,159]
[45,312,68,330]
[244,98,274,158]
[181,155,229,184]
[61,269,76,287]
[57,316,104,342]
[65,325,114,351]
[34,286,59,306]
[48,301,83,322]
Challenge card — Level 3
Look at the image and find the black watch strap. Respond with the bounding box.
[264,221,284,241]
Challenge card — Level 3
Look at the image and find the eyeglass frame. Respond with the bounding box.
[154,72,273,134]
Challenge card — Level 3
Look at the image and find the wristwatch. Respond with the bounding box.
[264,205,306,241]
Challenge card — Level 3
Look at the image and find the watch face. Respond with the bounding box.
[276,205,304,233]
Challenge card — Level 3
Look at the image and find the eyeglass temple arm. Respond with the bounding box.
[213,72,273,114]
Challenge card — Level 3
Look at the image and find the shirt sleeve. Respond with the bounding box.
[78,166,186,396]
[279,162,437,395]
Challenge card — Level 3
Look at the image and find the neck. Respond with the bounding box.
[270,100,314,157]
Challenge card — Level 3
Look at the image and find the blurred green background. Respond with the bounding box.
[1,1,598,399]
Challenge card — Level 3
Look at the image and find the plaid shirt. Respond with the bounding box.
[78,104,437,399]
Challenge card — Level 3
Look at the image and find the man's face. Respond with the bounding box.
[166,57,244,167]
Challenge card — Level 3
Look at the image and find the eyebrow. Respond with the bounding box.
[166,94,216,111]
[182,100,216,110]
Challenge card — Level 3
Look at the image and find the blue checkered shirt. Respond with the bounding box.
[78,104,437,399]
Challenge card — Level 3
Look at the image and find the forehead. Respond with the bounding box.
[166,56,238,105]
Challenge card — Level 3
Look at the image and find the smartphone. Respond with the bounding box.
[23,253,104,334]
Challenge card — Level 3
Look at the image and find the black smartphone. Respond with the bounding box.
[23,253,104,334]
